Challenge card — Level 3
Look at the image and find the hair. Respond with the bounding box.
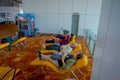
[76,53,83,59]
[71,33,74,37]
[70,33,74,41]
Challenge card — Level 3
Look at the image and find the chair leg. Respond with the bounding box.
[71,69,79,80]
[15,44,21,51]
[20,42,26,48]
[0,49,10,57]
[77,68,83,75]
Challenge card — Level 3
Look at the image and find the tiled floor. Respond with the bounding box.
[0,24,93,80]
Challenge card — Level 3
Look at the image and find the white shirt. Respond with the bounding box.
[62,44,73,54]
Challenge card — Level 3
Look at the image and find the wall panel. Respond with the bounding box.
[22,0,34,13]
[34,0,46,13]
[87,0,102,14]
[59,0,72,14]
[58,14,72,33]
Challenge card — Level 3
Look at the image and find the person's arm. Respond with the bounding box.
[61,54,67,64]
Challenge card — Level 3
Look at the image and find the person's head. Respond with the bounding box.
[76,53,83,59]
[73,52,83,59]
[70,43,78,48]
[71,33,74,37]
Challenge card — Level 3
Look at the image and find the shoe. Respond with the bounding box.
[37,50,42,60]
[42,44,46,49]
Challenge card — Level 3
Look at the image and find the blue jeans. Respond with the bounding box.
[51,53,61,60]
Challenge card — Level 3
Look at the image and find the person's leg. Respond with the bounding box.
[51,53,61,60]
[64,55,73,62]
[50,53,62,67]
[52,44,60,52]
[41,54,59,67]
[45,39,55,43]
[46,44,60,52]
[58,60,63,67]
[46,45,54,50]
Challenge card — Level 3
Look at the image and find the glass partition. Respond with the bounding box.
[83,29,97,55]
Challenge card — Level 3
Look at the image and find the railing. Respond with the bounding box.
[83,29,97,55]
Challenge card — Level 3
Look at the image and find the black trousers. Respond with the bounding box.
[46,45,60,52]
[45,39,55,43]
[57,55,73,67]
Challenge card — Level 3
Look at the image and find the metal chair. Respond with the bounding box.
[0,67,19,80]
[0,42,10,57]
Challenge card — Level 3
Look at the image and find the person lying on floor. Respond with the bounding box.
[38,43,81,67]
[50,43,79,67]
[1,32,25,51]
[37,50,83,70]
[1,36,18,51]
[45,34,69,43]
[58,33,74,45]
[42,42,78,55]
[60,51,83,70]
[45,33,74,45]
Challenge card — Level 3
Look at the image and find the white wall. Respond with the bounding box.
[73,0,102,35]
[22,0,34,13]
[91,0,120,80]
[22,0,102,35]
